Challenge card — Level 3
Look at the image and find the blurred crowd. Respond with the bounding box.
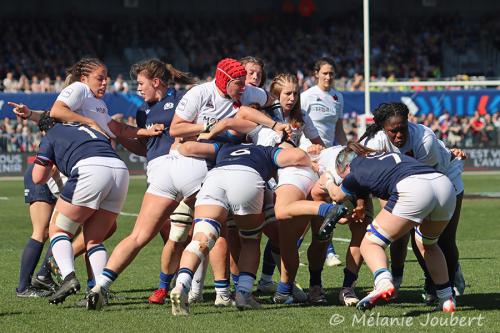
[2,110,499,153]
[1,15,499,94]
[1,13,499,152]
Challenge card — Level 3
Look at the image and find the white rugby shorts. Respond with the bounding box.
[385,173,456,223]
[61,157,129,213]
[196,165,265,215]
[146,152,208,201]
[276,166,318,197]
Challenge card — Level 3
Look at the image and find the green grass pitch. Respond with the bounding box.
[0,174,499,332]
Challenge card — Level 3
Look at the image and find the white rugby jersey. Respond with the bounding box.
[300,85,344,147]
[362,122,451,174]
[175,81,267,124]
[56,82,115,138]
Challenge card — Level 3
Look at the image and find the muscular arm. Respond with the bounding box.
[32,163,52,184]
[116,137,147,156]
[108,119,164,139]
[50,100,97,126]
[8,102,44,123]
[178,141,217,159]
[169,114,204,138]
[236,106,276,128]
[198,118,258,140]
[275,148,312,168]
[325,182,348,203]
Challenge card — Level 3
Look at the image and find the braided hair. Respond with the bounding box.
[64,58,106,86]
[269,73,303,128]
[358,102,409,142]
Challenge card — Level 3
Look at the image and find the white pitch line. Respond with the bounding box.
[333,237,412,250]
[118,213,414,250]
[120,211,139,217]
[0,197,9,200]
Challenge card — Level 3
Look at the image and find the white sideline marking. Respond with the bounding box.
[120,211,139,217]
[0,197,9,200]
[117,213,413,250]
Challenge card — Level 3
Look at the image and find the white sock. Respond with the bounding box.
[374,269,393,290]
[87,244,108,279]
[190,258,208,295]
[176,269,194,292]
[50,232,74,279]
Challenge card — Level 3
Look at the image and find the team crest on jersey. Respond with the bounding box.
[164,102,174,110]
[333,94,338,102]
[145,108,151,115]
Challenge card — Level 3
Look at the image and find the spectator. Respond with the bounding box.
[3,72,18,92]
[113,74,129,93]
[53,75,64,92]
[470,111,485,145]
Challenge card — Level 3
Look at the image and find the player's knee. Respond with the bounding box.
[169,201,193,242]
[185,218,221,259]
[366,220,393,248]
[273,205,290,221]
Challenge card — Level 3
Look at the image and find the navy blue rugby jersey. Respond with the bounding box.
[136,88,184,162]
[35,123,119,177]
[214,143,282,181]
[341,152,438,200]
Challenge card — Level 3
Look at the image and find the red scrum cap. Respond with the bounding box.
[215,58,247,95]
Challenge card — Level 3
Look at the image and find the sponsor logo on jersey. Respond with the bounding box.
[145,108,151,115]
[333,94,338,102]
[95,107,107,114]
[310,102,329,113]
[205,99,214,109]
[164,102,174,110]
